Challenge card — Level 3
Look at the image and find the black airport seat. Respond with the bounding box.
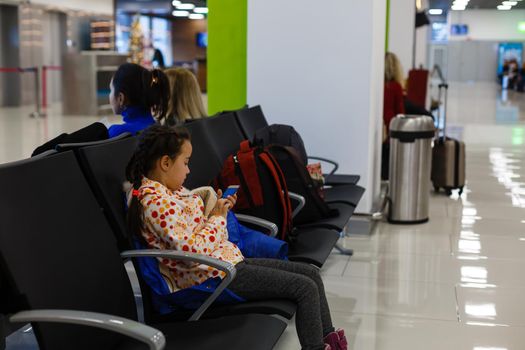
[69,133,297,321]
[234,105,361,186]
[324,184,366,207]
[0,152,286,350]
[194,113,345,266]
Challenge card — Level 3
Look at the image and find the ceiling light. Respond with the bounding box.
[176,3,195,10]
[194,7,208,14]
[172,10,189,17]
[452,0,469,6]
[502,1,518,5]
[171,0,181,6]
[429,9,443,15]
[189,13,205,19]
[497,4,512,9]
[451,4,466,10]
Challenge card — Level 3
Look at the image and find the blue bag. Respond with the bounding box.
[133,213,287,314]
[227,212,288,259]
[133,240,244,315]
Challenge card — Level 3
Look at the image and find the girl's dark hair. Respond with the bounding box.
[112,63,170,123]
[126,124,191,241]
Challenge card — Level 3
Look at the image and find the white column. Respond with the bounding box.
[415,0,430,68]
[389,0,416,71]
[247,0,386,212]
[415,25,429,68]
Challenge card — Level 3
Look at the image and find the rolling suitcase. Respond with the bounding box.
[431,83,466,196]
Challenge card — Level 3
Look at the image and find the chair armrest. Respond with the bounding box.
[120,249,236,321]
[235,214,279,237]
[288,192,306,218]
[307,156,339,176]
[10,309,165,350]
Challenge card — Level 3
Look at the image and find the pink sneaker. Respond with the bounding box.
[336,328,348,349]
[323,331,340,350]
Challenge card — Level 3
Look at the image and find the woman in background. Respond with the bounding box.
[164,67,207,126]
[382,52,406,180]
[108,63,170,137]
[383,52,406,133]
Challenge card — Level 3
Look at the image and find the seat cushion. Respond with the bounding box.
[324,173,360,186]
[297,202,355,231]
[288,228,340,267]
[149,299,297,323]
[323,184,365,207]
[117,314,287,350]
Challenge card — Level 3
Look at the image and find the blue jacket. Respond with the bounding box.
[226,212,288,260]
[135,212,288,314]
[108,106,155,138]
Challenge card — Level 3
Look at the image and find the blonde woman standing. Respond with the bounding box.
[164,67,207,126]
[382,52,406,180]
[383,52,405,133]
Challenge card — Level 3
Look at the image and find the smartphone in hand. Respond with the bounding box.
[222,185,239,198]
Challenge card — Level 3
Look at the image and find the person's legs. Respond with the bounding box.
[245,258,334,336]
[229,261,326,350]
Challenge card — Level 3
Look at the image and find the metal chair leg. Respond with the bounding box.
[335,243,353,256]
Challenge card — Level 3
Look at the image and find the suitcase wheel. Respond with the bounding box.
[433,185,440,193]
[445,188,453,196]
[458,187,464,196]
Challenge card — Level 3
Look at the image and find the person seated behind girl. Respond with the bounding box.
[163,67,207,126]
[108,63,170,138]
[126,124,348,350]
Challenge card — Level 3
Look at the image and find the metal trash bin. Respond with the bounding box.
[388,114,435,224]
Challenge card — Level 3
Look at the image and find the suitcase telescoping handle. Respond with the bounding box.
[437,83,449,142]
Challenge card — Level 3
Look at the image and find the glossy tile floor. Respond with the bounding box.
[2,82,525,349]
[275,82,525,350]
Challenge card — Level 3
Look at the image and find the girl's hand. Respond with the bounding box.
[209,198,230,218]
[224,193,237,209]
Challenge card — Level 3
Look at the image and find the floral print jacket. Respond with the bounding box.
[136,177,244,292]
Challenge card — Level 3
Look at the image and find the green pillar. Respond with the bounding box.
[207,0,247,115]
[385,0,390,52]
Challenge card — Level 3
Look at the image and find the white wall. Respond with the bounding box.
[8,0,112,14]
[247,0,386,212]
[449,9,525,41]
[389,0,416,71]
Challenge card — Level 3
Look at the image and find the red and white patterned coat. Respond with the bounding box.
[137,177,244,292]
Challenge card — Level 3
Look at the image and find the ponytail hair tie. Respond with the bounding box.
[132,189,140,197]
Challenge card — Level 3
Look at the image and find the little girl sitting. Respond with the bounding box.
[126,124,347,350]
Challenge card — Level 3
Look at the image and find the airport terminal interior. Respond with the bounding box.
[1,0,525,349]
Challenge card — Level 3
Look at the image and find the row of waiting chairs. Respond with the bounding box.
[193,106,365,254]
[0,105,364,349]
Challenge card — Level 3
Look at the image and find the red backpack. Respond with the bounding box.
[214,140,293,241]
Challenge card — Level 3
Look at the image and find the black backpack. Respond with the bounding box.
[214,140,294,241]
[253,124,308,166]
[260,143,338,225]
